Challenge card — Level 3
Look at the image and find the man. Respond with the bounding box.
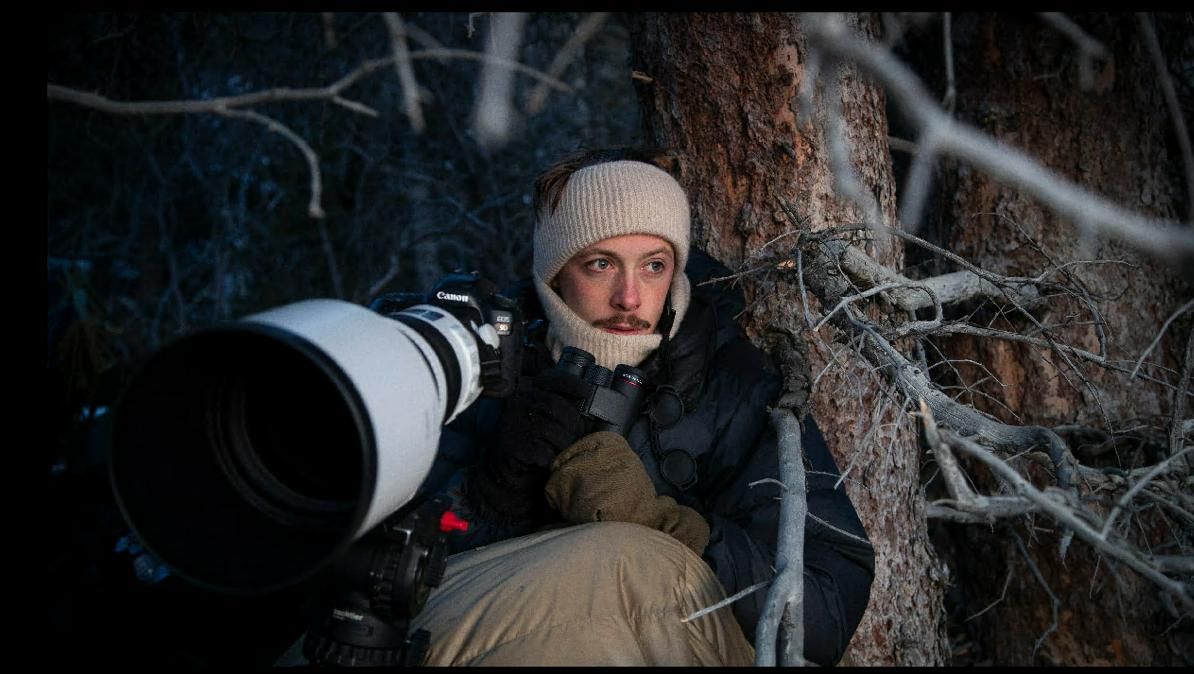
[403,147,876,666]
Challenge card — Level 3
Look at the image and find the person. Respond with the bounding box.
[399,147,876,666]
[277,147,875,666]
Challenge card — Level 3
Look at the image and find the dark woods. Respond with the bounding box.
[48,12,638,667]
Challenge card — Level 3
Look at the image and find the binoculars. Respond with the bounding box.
[555,346,648,438]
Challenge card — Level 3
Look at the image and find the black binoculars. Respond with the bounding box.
[555,346,647,438]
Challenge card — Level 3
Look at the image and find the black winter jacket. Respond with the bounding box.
[421,248,875,666]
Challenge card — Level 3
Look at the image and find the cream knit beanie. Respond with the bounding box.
[533,160,692,369]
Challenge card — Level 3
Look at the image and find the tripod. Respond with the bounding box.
[301,496,467,667]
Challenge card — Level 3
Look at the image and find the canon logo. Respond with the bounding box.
[435,290,471,303]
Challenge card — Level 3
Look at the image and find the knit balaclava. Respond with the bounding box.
[533,160,692,369]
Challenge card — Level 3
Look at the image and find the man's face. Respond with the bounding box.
[553,234,675,336]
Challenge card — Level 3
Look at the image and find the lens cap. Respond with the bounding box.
[648,386,684,429]
[660,448,698,491]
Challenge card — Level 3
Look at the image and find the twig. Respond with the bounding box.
[1137,13,1194,223]
[1012,531,1061,659]
[1172,328,1194,456]
[315,219,344,299]
[1101,447,1194,538]
[215,107,325,219]
[966,565,1014,622]
[1037,13,1108,90]
[682,581,770,623]
[1130,298,1194,379]
[367,254,402,298]
[931,323,1188,396]
[524,12,609,115]
[815,282,912,332]
[331,96,378,117]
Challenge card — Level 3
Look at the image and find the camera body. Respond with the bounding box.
[555,346,647,438]
[370,271,523,402]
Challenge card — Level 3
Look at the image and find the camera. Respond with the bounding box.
[555,346,648,438]
[108,272,522,596]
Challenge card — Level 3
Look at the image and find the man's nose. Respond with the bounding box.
[611,273,641,311]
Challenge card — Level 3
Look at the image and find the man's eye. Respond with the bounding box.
[587,259,611,271]
[646,260,667,273]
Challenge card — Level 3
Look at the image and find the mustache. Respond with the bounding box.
[592,314,652,331]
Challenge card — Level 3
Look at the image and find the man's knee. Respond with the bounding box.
[413,522,753,666]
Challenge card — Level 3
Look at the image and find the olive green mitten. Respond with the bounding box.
[544,431,710,555]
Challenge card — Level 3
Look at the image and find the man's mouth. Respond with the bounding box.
[594,316,651,335]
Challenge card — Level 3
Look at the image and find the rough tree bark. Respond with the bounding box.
[906,14,1193,665]
[628,12,948,666]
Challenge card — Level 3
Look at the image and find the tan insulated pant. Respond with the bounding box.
[410,521,755,666]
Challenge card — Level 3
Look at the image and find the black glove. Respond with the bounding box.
[476,368,589,516]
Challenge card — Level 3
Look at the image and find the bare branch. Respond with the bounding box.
[802,13,1194,261]
[330,96,379,117]
[471,12,528,148]
[815,281,917,332]
[321,12,337,49]
[524,12,610,115]
[922,400,1040,523]
[1101,447,1194,538]
[821,66,885,235]
[1037,13,1108,90]
[215,107,325,219]
[47,38,571,219]
[367,254,402,299]
[801,227,1189,396]
[795,238,1082,488]
[755,396,809,667]
[1131,299,1194,380]
[965,565,1014,622]
[382,13,426,133]
[946,429,1194,611]
[941,12,956,114]
[899,129,941,234]
[1137,13,1194,223]
[47,52,571,117]
[809,225,1042,312]
[1170,328,1194,457]
[1012,531,1061,659]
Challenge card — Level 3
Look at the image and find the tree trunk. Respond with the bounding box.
[907,13,1193,665]
[628,12,949,666]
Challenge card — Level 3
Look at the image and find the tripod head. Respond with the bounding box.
[302,496,467,667]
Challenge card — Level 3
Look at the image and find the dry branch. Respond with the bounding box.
[471,12,528,149]
[47,24,571,217]
[755,394,810,667]
[802,12,1194,262]
[945,428,1194,612]
[382,12,426,133]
